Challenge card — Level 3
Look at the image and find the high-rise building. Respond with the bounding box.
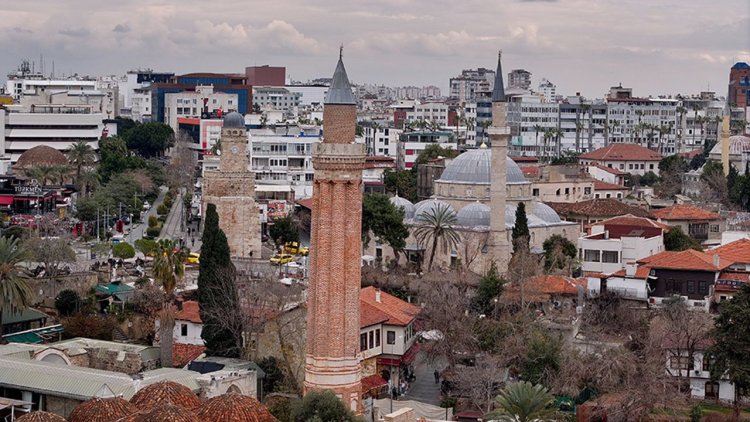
[538,78,556,103]
[449,68,495,102]
[304,52,364,414]
[728,62,750,133]
[508,69,532,91]
[245,65,286,86]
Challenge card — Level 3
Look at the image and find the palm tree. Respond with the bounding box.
[77,167,100,197]
[413,203,461,271]
[676,105,687,151]
[487,381,555,422]
[153,239,186,367]
[66,140,96,181]
[51,164,71,186]
[23,165,55,186]
[0,237,33,331]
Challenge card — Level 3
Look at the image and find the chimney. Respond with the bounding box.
[713,254,720,268]
[604,230,609,240]
[375,289,381,303]
[625,262,636,277]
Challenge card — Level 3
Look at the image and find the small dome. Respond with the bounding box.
[505,204,518,228]
[437,148,528,185]
[130,381,201,411]
[527,213,549,228]
[14,145,68,170]
[117,404,199,422]
[223,112,245,129]
[457,202,491,227]
[533,202,562,223]
[710,135,750,156]
[69,397,136,422]
[196,392,278,422]
[390,195,415,219]
[413,198,455,219]
[15,412,66,422]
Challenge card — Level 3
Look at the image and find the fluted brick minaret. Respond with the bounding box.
[488,51,511,271]
[304,49,365,414]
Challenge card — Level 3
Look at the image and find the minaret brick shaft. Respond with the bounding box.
[303,52,365,414]
[488,51,511,271]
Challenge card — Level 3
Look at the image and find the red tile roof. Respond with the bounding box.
[646,249,732,272]
[172,344,207,368]
[707,239,750,264]
[593,180,629,191]
[587,214,670,232]
[520,165,540,178]
[547,199,652,218]
[511,156,539,163]
[505,275,585,299]
[295,198,313,210]
[580,144,663,161]
[176,301,201,324]
[677,149,704,159]
[131,380,202,411]
[69,398,136,422]
[360,301,391,328]
[361,374,388,392]
[589,163,626,175]
[15,412,66,422]
[196,392,278,422]
[360,287,421,327]
[652,204,721,221]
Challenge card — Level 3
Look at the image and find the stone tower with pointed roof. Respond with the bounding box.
[488,51,511,270]
[303,50,365,414]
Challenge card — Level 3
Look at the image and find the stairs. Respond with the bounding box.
[112,326,128,342]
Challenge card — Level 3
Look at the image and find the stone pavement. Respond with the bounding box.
[402,352,444,406]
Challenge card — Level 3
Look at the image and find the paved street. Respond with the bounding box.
[160,188,201,253]
[125,186,168,244]
[402,352,443,406]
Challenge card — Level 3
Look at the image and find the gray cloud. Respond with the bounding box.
[58,28,90,37]
[112,24,130,33]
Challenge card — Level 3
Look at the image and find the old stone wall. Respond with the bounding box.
[27,272,98,305]
[45,396,81,419]
[85,348,158,375]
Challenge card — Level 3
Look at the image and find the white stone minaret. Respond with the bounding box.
[488,51,511,271]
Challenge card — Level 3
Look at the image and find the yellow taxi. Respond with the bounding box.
[270,253,295,265]
[284,241,310,256]
[186,252,200,264]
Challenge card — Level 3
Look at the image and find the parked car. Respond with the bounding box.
[143,201,151,211]
[270,253,295,265]
[186,252,200,264]
[284,241,309,256]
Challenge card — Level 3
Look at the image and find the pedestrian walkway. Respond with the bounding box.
[402,352,443,406]
[125,186,167,244]
[160,188,201,252]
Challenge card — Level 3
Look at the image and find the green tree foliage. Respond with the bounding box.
[639,171,659,186]
[664,226,702,251]
[148,215,159,228]
[487,381,555,422]
[414,144,458,167]
[520,332,561,385]
[257,356,286,396]
[511,202,530,252]
[134,238,159,257]
[198,204,243,358]
[542,234,577,273]
[361,194,409,263]
[549,151,579,165]
[383,169,417,202]
[124,122,174,157]
[0,237,32,329]
[292,390,365,422]
[114,116,137,137]
[471,262,505,316]
[55,289,81,317]
[656,155,689,197]
[728,164,750,210]
[2,226,30,242]
[112,242,135,259]
[67,140,96,181]
[152,238,186,367]
[709,284,750,415]
[414,202,461,271]
[269,215,299,246]
[98,136,144,181]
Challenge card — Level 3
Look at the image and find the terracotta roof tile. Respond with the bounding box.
[15,412,66,422]
[646,249,732,272]
[295,198,313,210]
[360,286,421,327]
[172,344,206,368]
[587,214,670,232]
[547,199,651,218]
[195,392,278,422]
[360,301,390,328]
[503,275,585,301]
[707,239,750,264]
[69,397,136,422]
[580,144,663,161]
[520,165,540,178]
[652,204,721,221]
[176,301,201,324]
[130,381,202,411]
[118,404,199,422]
[593,180,629,191]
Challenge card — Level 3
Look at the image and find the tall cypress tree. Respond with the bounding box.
[198,204,243,357]
[511,202,530,252]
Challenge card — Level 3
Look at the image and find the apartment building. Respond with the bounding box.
[364,126,401,157]
[397,131,457,169]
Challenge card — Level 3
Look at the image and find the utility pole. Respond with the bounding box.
[96,208,100,240]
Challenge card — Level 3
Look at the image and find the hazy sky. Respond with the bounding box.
[1,0,748,98]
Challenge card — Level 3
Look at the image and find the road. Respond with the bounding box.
[402,352,444,406]
[125,186,168,244]
[160,188,201,253]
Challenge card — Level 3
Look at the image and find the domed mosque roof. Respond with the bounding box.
[438,147,528,185]
[533,202,562,223]
[130,381,202,412]
[117,404,199,422]
[709,135,750,155]
[69,397,136,422]
[413,198,455,219]
[457,202,491,227]
[505,203,563,229]
[15,412,67,422]
[14,145,68,170]
[390,195,415,219]
[223,112,245,129]
[195,392,279,422]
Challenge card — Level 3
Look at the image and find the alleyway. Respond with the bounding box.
[402,352,443,406]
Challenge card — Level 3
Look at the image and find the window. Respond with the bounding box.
[629,164,634,170]
[360,333,368,351]
[705,382,719,399]
[699,281,708,295]
[649,164,654,170]
[687,281,695,294]
[619,164,625,170]
[386,330,396,345]
[702,354,714,372]
[584,187,591,195]
[670,356,690,370]
[375,329,381,347]
[181,324,188,337]
[584,250,601,262]
[369,331,374,349]
[532,188,539,197]
[710,225,720,233]
[602,251,619,263]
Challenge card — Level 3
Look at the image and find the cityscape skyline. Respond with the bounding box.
[0,0,748,98]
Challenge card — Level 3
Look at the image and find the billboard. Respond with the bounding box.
[267,201,288,219]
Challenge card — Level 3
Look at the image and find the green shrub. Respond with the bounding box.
[156,204,168,215]
[146,226,161,237]
[148,215,158,228]
[55,290,81,317]
[112,242,136,259]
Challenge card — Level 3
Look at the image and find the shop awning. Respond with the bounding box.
[0,196,13,205]
[361,374,388,392]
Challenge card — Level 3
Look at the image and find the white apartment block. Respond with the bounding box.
[0,105,103,165]
[253,87,301,113]
[406,102,451,127]
[397,131,457,169]
[558,99,607,154]
[364,126,401,157]
[164,86,238,131]
[507,93,559,157]
[508,69,532,90]
[4,77,97,102]
[449,68,495,102]
[606,97,678,154]
[538,79,557,103]
[250,133,318,199]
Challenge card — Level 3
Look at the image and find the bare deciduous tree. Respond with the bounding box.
[454,355,508,413]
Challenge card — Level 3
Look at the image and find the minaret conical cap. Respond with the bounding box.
[492,50,506,103]
[324,46,356,105]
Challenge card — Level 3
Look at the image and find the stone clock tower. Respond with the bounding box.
[201,112,261,258]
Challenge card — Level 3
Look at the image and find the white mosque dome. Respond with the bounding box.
[456,202,491,227]
[414,198,455,219]
[532,202,562,224]
[390,195,415,219]
[438,148,528,185]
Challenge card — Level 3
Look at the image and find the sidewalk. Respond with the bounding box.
[124,186,168,244]
[160,188,201,252]
[402,352,444,406]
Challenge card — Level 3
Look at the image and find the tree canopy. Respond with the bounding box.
[542,234,577,273]
[511,202,530,252]
[471,262,505,316]
[292,390,365,422]
[361,193,409,263]
[124,122,174,158]
[664,226,702,251]
[269,215,299,247]
[414,144,459,167]
[383,169,417,202]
